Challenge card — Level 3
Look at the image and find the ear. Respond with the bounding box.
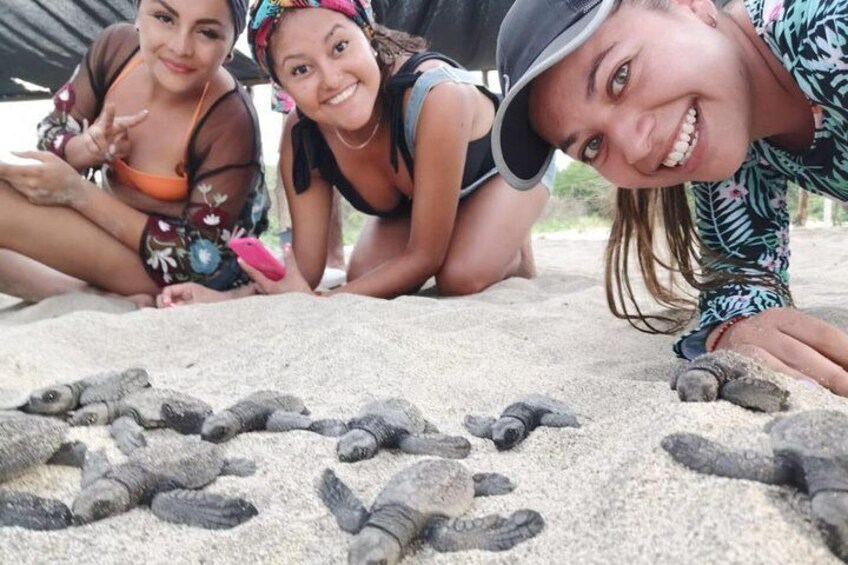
[671,0,719,27]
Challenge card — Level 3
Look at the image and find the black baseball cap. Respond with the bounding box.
[493,0,616,190]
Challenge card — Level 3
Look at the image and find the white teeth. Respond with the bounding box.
[328,84,357,105]
[663,106,700,168]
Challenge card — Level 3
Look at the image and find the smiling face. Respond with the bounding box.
[270,9,381,131]
[136,0,234,94]
[528,1,753,189]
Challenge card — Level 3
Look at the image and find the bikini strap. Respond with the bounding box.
[106,56,144,97]
[178,80,212,173]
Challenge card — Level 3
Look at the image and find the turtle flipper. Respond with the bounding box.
[539,412,580,428]
[47,441,88,468]
[110,416,147,455]
[720,377,788,413]
[472,473,514,497]
[397,434,471,459]
[423,420,440,434]
[662,432,793,484]
[317,469,369,534]
[81,449,111,488]
[426,509,545,552]
[265,411,315,432]
[221,458,256,477]
[150,489,258,529]
[310,419,348,437]
[811,491,848,561]
[463,415,496,439]
[0,490,73,530]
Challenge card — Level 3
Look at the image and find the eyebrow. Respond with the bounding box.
[153,0,225,26]
[280,24,346,67]
[558,43,619,155]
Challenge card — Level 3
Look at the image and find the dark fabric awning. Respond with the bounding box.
[0,0,514,101]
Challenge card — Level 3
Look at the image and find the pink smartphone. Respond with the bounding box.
[228,237,286,281]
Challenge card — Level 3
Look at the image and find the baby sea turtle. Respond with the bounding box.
[671,351,789,412]
[21,368,150,415]
[68,387,213,440]
[269,398,471,463]
[319,459,545,565]
[0,411,87,530]
[464,394,580,450]
[662,410,848,561]
[73,435,257,529]
[201,390,308,443]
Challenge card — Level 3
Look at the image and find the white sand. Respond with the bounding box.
[1,228,847,564]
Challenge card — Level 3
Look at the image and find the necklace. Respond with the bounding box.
[335,106,382,150]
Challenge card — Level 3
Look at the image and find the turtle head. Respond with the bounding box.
[73,479,131,524]
[337,430,379,462]
[491,417,527,451]
[68,404,109,426]
[24,385,74,414]
[348,527,402,565]
[201,412,239,443]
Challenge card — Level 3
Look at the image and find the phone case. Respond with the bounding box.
[228,237,286,281]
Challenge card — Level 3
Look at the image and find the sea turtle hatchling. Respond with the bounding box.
[201,390,309,443]
[268,398,471,463]
[464,394,580,450]
[671,350,789,412]
[68,387,213,449]
[73,435,257,529]
[20,368,150,415]
[319,459,545,565]
[0,411,87,530]
[662,410,848,561]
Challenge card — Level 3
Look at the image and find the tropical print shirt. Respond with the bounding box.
[37,24,270,290]
[676,0,848,358]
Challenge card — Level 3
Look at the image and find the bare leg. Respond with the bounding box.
[436,177,549,296]
[346,215,411,283]
[326,191,345,270]
[0,250,88,301]
[0,180,159,298]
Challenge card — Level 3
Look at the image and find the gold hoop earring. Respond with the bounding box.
[227,52,235,62]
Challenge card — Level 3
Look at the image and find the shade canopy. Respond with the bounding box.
[0,0,514,101]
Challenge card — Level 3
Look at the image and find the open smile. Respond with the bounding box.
[662,104,701,169]
[324,83,358,106]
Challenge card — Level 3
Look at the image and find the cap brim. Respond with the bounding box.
[493,0,617,190]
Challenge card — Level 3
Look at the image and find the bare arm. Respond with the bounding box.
[329,83,473,297]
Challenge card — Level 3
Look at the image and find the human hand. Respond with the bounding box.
[156,283,231,308]
[709,307,848,395]
[239,244,313,295]
[83,104,148,166]
[0,151,84,206]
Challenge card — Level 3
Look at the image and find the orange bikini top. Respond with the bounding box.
[106,57,210,202]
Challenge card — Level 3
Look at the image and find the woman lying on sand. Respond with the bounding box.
[493,0,848,393]
[159,0,552,306]
[0,0,268,304]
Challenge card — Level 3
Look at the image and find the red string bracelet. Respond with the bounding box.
[707,315,747,352]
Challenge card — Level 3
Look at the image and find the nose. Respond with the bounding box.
[607,109,655,167]
[168,29,194,58]
[318,61,345,93]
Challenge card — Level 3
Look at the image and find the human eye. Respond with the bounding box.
[580,135,603,162]
[609,62,630,98]
[333,40,349,55]
[154,12,174,25]
[291,64,310,77]
[200,28,222,41]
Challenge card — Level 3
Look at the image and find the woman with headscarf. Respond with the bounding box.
[0,0,269,303]
[159,0,552,306]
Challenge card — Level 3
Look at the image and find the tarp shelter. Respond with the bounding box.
[0,0,514,102]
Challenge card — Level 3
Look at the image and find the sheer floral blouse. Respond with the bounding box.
[37,24,270,290]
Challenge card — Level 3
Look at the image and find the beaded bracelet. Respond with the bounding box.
[707,315,747,352]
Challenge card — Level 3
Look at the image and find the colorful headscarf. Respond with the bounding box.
[248,0,375,113]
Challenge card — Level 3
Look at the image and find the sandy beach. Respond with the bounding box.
[1,227,847,564]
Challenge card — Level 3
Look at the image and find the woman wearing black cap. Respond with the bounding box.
[0,0,269,303]
[493,0,848,394]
